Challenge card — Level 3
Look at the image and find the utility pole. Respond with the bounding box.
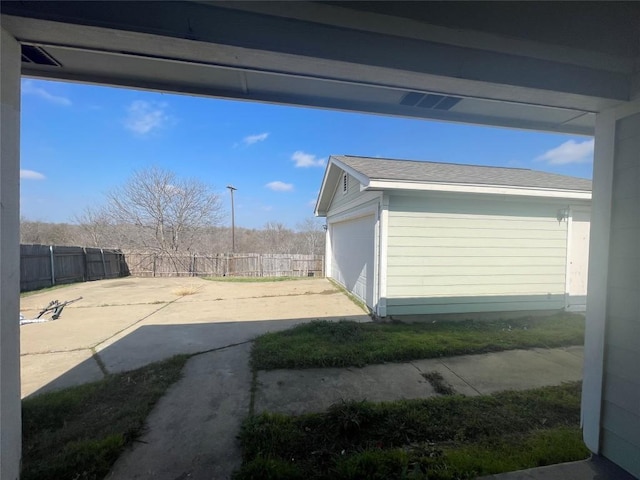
[226,185,237,252]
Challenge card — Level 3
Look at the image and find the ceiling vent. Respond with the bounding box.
[21,45,61,67]
[400,91,462,111]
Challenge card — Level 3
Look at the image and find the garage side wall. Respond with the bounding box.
[385,193,569,316]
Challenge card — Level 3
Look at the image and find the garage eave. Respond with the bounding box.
[315,157,371,216]
[365,180,592,200]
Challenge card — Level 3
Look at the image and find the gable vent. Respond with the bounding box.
[21,45,61,67]
[400,91,462,111]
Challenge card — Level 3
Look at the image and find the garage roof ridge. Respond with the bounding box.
[338,154,534,172]
[330,154,592,192]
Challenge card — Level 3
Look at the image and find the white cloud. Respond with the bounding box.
[292,151,326,168]
[124,100,170,135]
[536,139,594,165]
[243,132,269,145]
[22,80,71,106]
[20,169,45,180]
[265,181,294,192]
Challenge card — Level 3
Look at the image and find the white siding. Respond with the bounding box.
[386,193,569,315]
[600,112,640,478]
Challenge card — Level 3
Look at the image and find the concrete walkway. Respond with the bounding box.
[107,345,584,480]
[109,343,252,480]
[255,346,584,415]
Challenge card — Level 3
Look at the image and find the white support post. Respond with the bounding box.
[377,194,389,318]
[0,27,23,480]
[582,109,615,452]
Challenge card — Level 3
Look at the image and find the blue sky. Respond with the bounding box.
[20,78,594,229]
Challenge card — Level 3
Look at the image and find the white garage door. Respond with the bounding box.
[330,214,375,309]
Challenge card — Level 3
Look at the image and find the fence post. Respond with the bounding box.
[82,247,88,281]
[100,248,107,279]
[49,245,56,286]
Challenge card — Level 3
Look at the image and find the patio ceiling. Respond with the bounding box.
[2,2,639,135]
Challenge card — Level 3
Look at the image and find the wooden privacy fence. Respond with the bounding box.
[20,244,129,292]
[125,252,325,278]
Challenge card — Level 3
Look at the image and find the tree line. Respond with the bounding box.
[21,166,325,256]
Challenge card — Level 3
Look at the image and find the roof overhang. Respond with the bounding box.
[315,157,370,216]
[3,2,639,136]
[315,156,591,216]
[365,180,592,201]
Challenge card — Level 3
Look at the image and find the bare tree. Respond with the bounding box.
[296,217,325,255]
[74,206,112,247]
[105,166,223,254]
[21,217,77,245]
[261,221,295,253]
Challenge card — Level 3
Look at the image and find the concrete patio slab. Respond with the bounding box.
[20,277,185,309]
[20,277,369,396]
[127,291,361,325]
[20,304,162,354]
[20,349,103,398]
[96,319,306,373]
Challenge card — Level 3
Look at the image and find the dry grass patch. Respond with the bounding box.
[172,284,200,296]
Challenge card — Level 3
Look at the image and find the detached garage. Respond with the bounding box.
[315,155,592,319]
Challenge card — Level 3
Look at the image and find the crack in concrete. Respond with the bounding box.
[437,359,483,396]
[408,361,423,374]
[190,339,254,358]
[168,291,341,303]
[91,297,182,351]
[91,347,109,376]
[21,347,93,356]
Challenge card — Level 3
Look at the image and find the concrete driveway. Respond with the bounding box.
[20,276,370,398]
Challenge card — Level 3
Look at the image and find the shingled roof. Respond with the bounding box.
[333,155,592,191]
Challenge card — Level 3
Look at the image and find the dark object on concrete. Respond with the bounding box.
[20,297,82,325]
[36,297,83,320]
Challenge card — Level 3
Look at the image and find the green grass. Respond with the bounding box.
[234,382,589,479]
[204,276,307,283]
[21,355,189,480]
[252,313,584,370]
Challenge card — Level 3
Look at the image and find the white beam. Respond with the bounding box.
[582,108,615,453]
[0,27,22,480]
[581,99,640,453]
